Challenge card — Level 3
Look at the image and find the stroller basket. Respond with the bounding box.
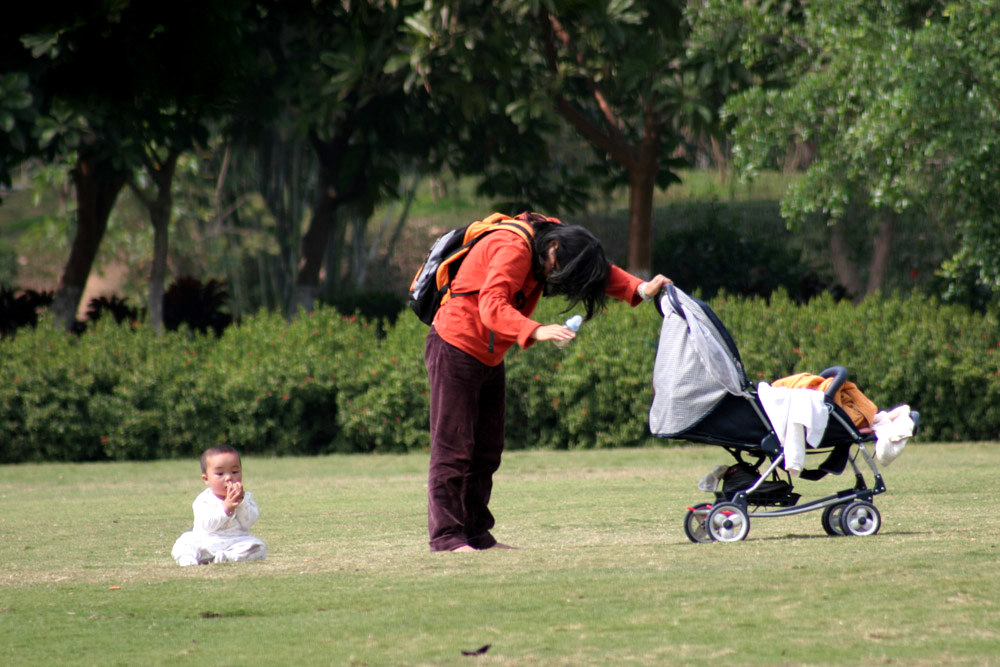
[649,285,917,543]
[719,461,799,507]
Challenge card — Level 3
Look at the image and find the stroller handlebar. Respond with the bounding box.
[655,283,681,318]
[818,366,848,402]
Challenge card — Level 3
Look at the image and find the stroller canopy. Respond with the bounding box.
[649,285,750,438]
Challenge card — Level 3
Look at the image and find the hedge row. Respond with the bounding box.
[1,290,998,463]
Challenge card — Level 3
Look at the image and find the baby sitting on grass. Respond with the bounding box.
[171,445,267,566]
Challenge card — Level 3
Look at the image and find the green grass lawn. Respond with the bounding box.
[2,444,998,665]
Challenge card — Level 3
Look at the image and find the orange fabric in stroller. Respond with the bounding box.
[772,373,878,428]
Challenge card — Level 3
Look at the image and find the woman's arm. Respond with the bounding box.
[606,265,671,305]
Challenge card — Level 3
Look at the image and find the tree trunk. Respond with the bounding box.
[147,150,179,333]
[626,156,657,279]
[865,211,894,294]
[149,215,170,332]
[130,149,179,333]
[292,123,366,317]
[827,223,864,299]
[258,132,313,313]
[322,210,350,300]
[290,165,338,317]
[51,154,127,330]
[349,211,368,290]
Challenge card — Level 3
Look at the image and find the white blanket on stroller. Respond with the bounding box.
[872,404,914,466]
[757,382,830,476]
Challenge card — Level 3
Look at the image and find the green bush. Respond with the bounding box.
[713,289,1000,441]
[505,298,662,450]
[333,312,430,454]
[1,291,998,463]
[652,204,837,302]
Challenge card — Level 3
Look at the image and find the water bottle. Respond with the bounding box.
[554,315,583,349]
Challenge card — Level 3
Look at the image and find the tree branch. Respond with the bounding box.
[538,9,637,169]
[127,177,154,210]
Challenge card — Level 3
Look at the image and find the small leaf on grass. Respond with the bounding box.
[461,644,491,656]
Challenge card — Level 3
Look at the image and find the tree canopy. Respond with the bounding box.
[4,0,1000,317]
[1,1,266,327]
[691,0,1000,299]
[404,0,735,277]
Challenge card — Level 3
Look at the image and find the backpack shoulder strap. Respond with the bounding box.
[463,215,534,246]
[438,216,535,302]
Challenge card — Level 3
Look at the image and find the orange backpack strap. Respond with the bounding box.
[436,216,534,305]
[408,214,534,325]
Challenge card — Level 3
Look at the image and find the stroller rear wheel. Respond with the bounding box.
[839,500,881,537]
[821,502,848,536]
[706,502,749,542]
[683,503,714,543]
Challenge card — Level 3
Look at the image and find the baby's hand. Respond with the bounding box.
[224,481,244,514]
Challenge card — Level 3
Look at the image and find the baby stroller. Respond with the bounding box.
[649,285,918,542]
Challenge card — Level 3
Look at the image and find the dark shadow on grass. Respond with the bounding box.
[744,530,930,542]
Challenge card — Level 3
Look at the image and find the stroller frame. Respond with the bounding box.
[684,369,890,543]
[648,285,912,543]
[738,381,886,513]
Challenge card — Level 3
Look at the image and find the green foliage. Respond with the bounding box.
[333,314,429,454]
[715,289,1000,441]
[652,204,833,301]
[162,276,233,336]
[0,285,53,337]
[0,72,42,192]
[693,0,1000,299]
[2,292,999,462]
[505,299,662,450]
[0,318,108,462]
[321,290,404,339]
[403,0,736,229]
[0,307,370,462]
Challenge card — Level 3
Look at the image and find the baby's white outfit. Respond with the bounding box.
[171,488,266,566]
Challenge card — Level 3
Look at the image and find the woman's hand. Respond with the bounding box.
[638,274,672,301]
[531,324,576,344]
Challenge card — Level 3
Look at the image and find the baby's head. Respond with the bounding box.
[200,445,243,498]
[200,445,241,473]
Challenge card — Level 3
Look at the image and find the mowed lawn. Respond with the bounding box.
[1,443,998,665]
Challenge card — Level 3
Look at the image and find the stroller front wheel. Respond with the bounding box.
[839,500,881,537]
[706,502,750,542]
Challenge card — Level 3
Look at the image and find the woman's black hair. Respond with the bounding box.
[515,212,609,320]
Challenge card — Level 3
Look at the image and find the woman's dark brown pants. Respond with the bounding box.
[425,327,505,551]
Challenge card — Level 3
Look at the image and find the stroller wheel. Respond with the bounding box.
[706,502,750,542]
[821,503,848,536]
[839,500,881,537]
[683,503,714,543]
